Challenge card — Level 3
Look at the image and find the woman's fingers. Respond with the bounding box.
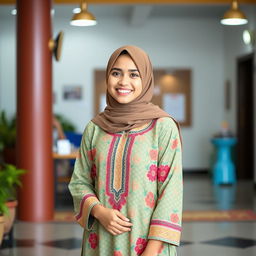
[115,218,133,228]
[110,227,122,235]
[98,207,133,235]
[115,211,133,226]
[115,210,130,222]
[112,222,131,232]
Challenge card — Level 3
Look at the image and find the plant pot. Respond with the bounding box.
[4,200,18,235]
[0,215,4,245]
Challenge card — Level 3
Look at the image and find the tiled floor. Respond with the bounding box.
[1,173,256,256]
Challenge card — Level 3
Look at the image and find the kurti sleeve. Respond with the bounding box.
[148,118,183,246]
[68,121,101,230]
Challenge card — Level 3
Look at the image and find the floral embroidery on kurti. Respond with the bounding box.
[69,117,183,256]
[157,165,170,182]
[145,192,155,208]
[147,164,157,181]
[88,233,98,249]
[134,238,148,255]
[106,135,136,210]
[114,251,123,256]
[106,120,157,210]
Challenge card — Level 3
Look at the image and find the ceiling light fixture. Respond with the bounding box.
[221,0,248,26]
[72,8,81,14]
[70,0,97,27]
[11,9,17,15]
[243,30,255,46]
[51,9,55,16]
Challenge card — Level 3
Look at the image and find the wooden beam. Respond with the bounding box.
[1,0,256,5]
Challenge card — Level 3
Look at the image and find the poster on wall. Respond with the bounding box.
[62,86,82,100]
[163,93,185,122]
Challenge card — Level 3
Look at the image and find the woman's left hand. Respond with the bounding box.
[140,239,163,256]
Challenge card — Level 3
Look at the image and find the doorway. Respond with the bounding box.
[236,53,254,180]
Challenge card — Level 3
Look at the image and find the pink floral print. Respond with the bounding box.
[171,138,178,150]
[90,164,96,180]
[157,165,170,182]
[87,148,96,161]
[88,233,98,249]
[145,192,155,208]
[170,213,180,223]
[149,149,158,160]
[135,238,148,255]
[147,164,157,181]
[114,251,123,256]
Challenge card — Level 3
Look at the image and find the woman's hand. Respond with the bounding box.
[140,240,163,256]
[91,204,133,235]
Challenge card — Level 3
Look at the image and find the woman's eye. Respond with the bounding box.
[130,73,140,78]
[112,71,120,77]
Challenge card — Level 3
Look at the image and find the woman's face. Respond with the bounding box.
[107,54,143,104]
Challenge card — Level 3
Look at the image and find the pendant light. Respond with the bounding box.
[221,0,248,25]
[70,0,97,27]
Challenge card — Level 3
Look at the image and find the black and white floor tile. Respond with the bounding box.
[0,174,255,256]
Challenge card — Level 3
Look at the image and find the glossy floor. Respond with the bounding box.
[1,173,256,256]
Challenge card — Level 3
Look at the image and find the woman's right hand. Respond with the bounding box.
[91,204,133,236]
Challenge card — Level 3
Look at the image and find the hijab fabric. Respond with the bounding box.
[92,45,173,133]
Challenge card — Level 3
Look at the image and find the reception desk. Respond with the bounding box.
[53,151,78,207]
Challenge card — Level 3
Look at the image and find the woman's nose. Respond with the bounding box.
[118,75,129,86]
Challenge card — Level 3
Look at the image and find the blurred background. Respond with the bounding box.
[0,0,256,255]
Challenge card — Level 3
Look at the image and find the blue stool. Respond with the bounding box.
[211,137,237,185]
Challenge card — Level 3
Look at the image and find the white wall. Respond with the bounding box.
[0,18,16,117]
[0,15,226,170]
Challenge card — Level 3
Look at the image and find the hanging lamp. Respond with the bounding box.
[70,0,97,27]
[221,0,248,25]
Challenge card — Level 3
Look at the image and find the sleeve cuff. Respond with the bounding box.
[75,194,100,230]
[148,219,182,246]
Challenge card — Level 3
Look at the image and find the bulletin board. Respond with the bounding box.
[94,69,192,127]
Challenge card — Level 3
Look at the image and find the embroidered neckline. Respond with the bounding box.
[105,119,157,210]
[109,119,157,137]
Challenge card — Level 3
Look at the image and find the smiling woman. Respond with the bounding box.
[107,53,143,104]
[68,45,183,256]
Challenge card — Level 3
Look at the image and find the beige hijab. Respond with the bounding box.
[92,45,173,133]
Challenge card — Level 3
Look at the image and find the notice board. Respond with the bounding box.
[94,69,191,127]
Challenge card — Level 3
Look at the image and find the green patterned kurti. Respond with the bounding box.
[69,117,183,256]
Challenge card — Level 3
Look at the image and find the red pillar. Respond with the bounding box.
[16,0,54,221]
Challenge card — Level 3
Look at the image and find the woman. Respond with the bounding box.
[69,45,183,256]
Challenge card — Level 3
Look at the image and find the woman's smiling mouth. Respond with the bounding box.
[116,88,133,95]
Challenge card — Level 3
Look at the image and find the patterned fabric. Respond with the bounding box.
[69,117,183,256]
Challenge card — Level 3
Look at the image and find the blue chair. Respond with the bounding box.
[65,131,82,148]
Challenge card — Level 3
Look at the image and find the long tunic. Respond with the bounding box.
[68,117,183,256]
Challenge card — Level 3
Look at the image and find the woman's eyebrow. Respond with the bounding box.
[111,68,122,71]
[111,67,139,72]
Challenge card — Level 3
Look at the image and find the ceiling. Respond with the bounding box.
[0,0,255,3]
[0,2,255,25]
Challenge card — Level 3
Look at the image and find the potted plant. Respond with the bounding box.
[0,111,16,165]
[0,164,26,244]
[0,186,8,245]
[54,113,76,132]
